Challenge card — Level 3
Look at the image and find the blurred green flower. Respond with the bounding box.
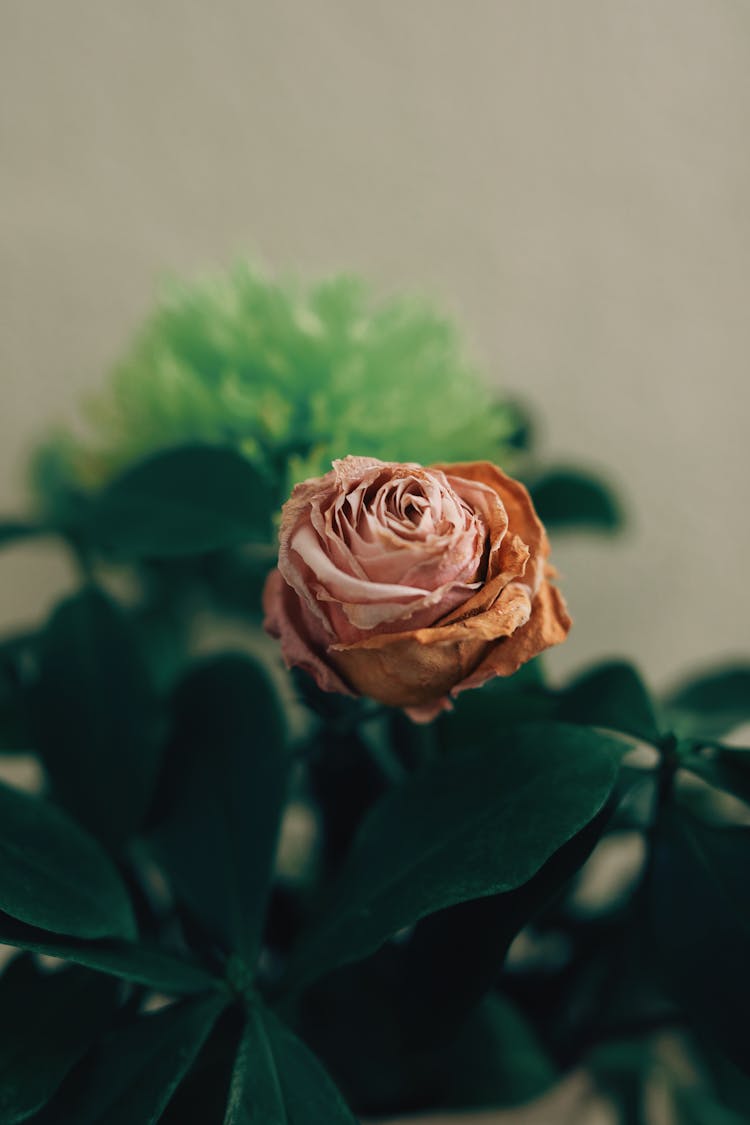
[31,263,526,516]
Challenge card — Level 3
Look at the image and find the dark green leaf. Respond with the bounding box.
[0,782,135,939]
[401,804,612,1043]
[649,806,750,1073]
[0,521,47,549]
[31,588,161,848]
[34,993,225,1125]
[679,746,750,807]
[530,469,622,532]
[436,665,556,754]
[224,1005,357,1125]
[0,913,218,994]
[0,956,117,1124]
[558,661,661,743]
[85,445,273,559]
[671,1086,748,1125]
[436,993,557,1110]
[285,723,624,990]
[665,665,750,738]
[150,655,288,964]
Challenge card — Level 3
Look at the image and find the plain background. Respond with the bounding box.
[1,0,748,691]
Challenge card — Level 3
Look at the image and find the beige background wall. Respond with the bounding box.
[1,0,748,688]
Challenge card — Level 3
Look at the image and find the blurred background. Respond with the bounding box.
[1,0,748,687]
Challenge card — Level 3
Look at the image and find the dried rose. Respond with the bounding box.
[263,456,570,721]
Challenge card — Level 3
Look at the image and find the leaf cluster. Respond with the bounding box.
[0,445,745,1122]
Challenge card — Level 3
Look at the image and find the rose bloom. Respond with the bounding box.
[263,456,571,722]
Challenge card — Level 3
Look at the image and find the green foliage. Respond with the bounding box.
[30,265,524,512]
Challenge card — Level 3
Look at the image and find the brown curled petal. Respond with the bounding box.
[438,461,549,594]
[329,631,482,710]
[262,568,354,697]
[328,584,533,709]
[453,581,572,695]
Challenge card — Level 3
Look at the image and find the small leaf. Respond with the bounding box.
[649,806,750,1073]
[0,956,117,1124]
[34,994,225,1125]
[665,664,750,738]
[285,723,624,990]
[558,661,661,743]
[224,1005,357,1125]
[0,782,135,939]
[436,993,557,1109]
[31,588,162,847]
[150,655,288,964]
[85,445,274,559]
[0,521,47,549]
[530,469,622,532]
[679,746,750,808]
[0,913,218,994]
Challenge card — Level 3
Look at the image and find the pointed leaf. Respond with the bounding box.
[0,957,117,1124]
[85,445,273,559]
[31,588,161,847]
[558,661,661,743]
[286,723,624,990]
[224,1006,356,1125]
[0,913,218,994]
[150,656,288,963]
[0,782,135,938]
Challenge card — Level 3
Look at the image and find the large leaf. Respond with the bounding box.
[665,664,750,738]
[0,956,117,1124]
[285,723,624,990]
[224,1006,357,1125]
[400,804,612,1044]
[31,588,161,847]
[529,468,622,532]
[84,445,273,559]
[0,781,135,939]
[0,913,218,994]
[150,655,288,965]
[558,661,661,744]
[32,994,225,1125]
[649,806,750,1073]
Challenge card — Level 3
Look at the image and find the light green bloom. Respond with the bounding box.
[31,263,525,515]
